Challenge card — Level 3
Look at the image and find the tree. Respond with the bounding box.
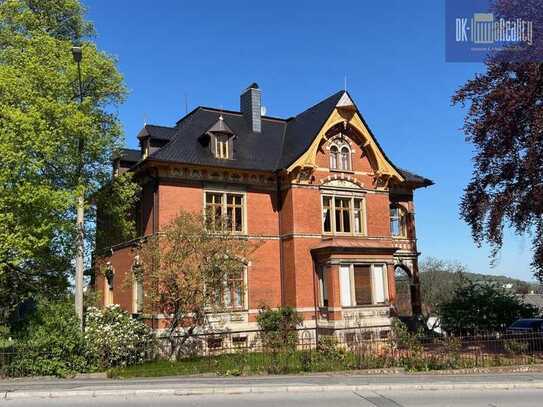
[452,0,543,282]
[439,282,539,335]
[419,258,468,321]
[134,210,258,360]
[0,1,135,323]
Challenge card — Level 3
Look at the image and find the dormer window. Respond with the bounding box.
[206,115,234,160]
[214,134,230,159]
[329,140,351,171]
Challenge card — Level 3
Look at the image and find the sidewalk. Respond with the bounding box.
[2,370,543,400]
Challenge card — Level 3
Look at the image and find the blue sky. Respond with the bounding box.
[84,0,536,282]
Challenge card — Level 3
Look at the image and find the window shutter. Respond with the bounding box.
[339,265,352,307]
[371,265,387,304]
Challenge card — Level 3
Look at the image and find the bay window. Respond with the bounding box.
[322,195,365,235]
[339,264,388,307]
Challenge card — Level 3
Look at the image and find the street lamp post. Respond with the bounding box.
[72,46,85,329]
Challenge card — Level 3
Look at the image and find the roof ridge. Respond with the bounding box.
[293,90,345,119]
[145,123,175,129]
[199,106,287,122]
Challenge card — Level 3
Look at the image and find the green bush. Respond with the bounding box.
[8,301,93,377]
[440,282,539,334]
[256,306,302,351]
[84,305,154,369]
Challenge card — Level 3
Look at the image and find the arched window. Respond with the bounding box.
[329,145,339,169]
[390,205,408,238]
[330,141,351,171]
[340,146,351,170]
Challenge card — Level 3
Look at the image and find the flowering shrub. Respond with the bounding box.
[84,305,154,369]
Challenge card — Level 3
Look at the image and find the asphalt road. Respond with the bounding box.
[3,388,543,406]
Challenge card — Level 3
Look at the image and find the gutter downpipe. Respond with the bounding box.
[275,170,285,306]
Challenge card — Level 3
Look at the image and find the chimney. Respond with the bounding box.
[240,82,261,133]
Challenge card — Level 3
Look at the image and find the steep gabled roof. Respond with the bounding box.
[128,90,432,188]
[277,91,344,169]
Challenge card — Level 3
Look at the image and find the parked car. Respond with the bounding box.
[506,318,543,334]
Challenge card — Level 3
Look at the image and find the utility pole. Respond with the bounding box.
[72,46,85,330]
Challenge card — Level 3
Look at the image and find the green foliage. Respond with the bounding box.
[94,173,141,253]
[439,282,539,334]
[391,319,423,352]
[419,257,468,318]
[504,339,529,355]
[256,306,302,351]
[137,210,258,360]
[0,0,134,322]
[8,300,93,377]
[84,305,154,369]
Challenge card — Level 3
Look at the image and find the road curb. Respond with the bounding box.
[3,381,543,400]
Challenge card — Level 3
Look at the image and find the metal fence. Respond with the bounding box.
[2,328,543,377]
[148,327,543,374]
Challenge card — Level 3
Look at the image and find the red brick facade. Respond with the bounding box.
[96,88,431,334]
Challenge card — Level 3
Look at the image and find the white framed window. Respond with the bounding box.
[322,195,366,235]
[214,134,230,159]
[339,264,389,307]
[205,191,246,233]
[329,139,351,171]
[340,146,351,171]
[330,145,339,169]
[390,205,408,238]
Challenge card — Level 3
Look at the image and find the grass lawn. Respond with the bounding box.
[108,348,543,379]
[108,350,363,378]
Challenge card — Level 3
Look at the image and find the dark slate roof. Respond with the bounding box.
[208,116,234,134]
[277,91,344,169]
[130,90,432,187]
[398,168,434,187]
[149,108,286,171]
[113,148,141,163]
[137,124,176,141]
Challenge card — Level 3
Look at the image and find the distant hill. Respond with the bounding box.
[458,271,540,294]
